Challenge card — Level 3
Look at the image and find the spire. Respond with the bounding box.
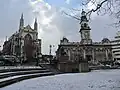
[35,18,37,23]
[34,18,37,30]
[21,13,23,19]
[19,13,24,29]
[80,9,88,24]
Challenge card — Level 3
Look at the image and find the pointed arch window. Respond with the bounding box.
[24,34,32,45]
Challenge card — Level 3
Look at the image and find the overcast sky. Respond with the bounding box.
[0,0,118,54]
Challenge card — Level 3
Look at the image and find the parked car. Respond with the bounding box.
[0,55,19,66]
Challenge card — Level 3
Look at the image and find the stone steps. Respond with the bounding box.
[0,66,55,88]
[0,72,54,88]
[0,69,50,79]
[0,67,45,73]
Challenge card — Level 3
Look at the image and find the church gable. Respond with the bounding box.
[23,24,35,33]
[26,25,32,30]
[22,33,33,40]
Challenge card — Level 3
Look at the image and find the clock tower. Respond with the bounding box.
[79,9,92,44]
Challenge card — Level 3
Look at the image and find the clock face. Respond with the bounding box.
[81,31,90,39]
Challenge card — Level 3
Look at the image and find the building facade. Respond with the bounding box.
[56,10,113,72]
[111,31,120,61]
[2,14,41,63]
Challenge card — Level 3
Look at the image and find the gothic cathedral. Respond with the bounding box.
[3,14,41,63]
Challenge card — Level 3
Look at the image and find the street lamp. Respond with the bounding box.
[49,45,55,64]
[49,45,55,55]
[0,46,2,56]
[38,54,42,63]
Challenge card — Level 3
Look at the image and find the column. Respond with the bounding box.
[68,49,71,61]
[83,48,86,60]
[92,48,95,64]
[106,49,108,61]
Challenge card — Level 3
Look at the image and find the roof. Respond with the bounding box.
[102,38,110,43]
[24,24,33,30]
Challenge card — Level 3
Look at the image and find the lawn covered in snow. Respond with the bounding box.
[1,69,120,90]
[0,66,41,69]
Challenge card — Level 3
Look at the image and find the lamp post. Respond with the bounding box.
[49,45,55,64]
[0,46,2,56]
[38,54,42,65]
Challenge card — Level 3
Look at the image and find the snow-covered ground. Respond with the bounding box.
[0,70,46,75]
[0,66,41,69]
[0,72,53,82]
[1,69,120,90]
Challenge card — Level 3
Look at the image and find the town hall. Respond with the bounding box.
[56,10,113,72]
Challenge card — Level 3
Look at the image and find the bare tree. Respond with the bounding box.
[63,0,120,27]
[84,0,120,27]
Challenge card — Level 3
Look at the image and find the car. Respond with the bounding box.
[0,55,19,66]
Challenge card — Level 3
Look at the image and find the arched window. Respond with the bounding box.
[24,34,32,45]
[24,34,34,60]
[24,34,32,40]
[84,23,87,27]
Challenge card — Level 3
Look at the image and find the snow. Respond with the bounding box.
[0,72,53,82]
[1,69,120,90]
[0,70,47,75]
[0,66,41,70]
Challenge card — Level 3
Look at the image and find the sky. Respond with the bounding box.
[0,0,118,55]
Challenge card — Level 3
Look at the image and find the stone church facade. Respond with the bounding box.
[56,10,113,72]
[2,14,41,63]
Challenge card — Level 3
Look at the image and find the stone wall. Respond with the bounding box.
[79,61,89,72]
[57,62,79,73]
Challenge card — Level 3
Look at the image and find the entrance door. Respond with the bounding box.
[86,55,92,61]
[24,34,34,61]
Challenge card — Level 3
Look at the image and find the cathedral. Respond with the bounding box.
[2,14,41,63]
[56,10,113,72]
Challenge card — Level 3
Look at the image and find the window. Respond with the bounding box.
[84,23,87,27]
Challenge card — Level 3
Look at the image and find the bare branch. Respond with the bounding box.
[62,11,80,20]
[86,0,108,16]
[62,0,120,27]
[69,8,81,11]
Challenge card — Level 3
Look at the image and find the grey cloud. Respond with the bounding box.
[0,0,33,38]
[0,0,117,54]
[50,12,80,38]
[90,15,117,42]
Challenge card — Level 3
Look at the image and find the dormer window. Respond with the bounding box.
[61,37,69,44]
[84,23,87,27]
